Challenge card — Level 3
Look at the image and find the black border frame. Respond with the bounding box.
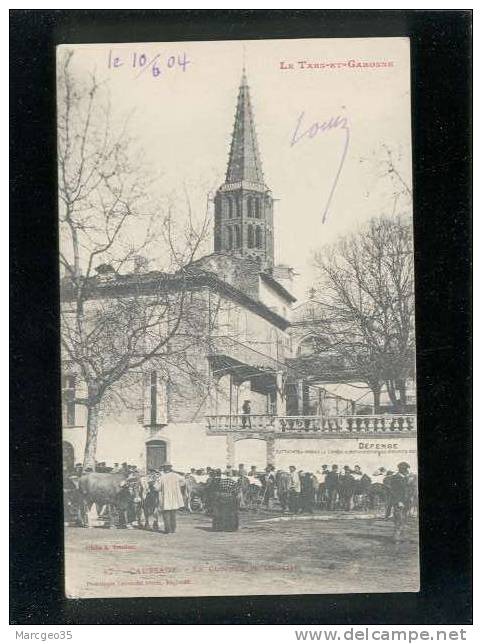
[10,9,472,625]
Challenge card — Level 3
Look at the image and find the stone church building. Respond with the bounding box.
[62,70,416,475]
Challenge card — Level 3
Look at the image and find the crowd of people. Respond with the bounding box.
[66,459,417,543]
[70,461,138,476]
[183,462,417,543]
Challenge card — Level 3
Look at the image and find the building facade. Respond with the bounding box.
[62,70,416,474]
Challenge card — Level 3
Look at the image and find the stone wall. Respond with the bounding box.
[148,423,226,471]
[62,285,291,467]
[273,435,418,474]
[64,413,417,475]
[63,405,146,469]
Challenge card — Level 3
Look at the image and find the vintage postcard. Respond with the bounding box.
[59,37,418,598]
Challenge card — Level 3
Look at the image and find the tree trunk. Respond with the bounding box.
[371,384,382,414]
[83,384,101,470]
[386,379,399,409]
[396,379,407,411]
[386,379,408,413]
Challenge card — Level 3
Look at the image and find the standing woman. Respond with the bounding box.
[211,469,240,532]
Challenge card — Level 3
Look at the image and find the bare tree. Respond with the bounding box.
[360,143,413,218]
[312,215,415,413]
[58,51,210,469]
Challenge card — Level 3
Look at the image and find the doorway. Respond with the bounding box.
[146,440,167,471]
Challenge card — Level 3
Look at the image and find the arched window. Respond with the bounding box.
[227,227,233,250]
[234,225,241,248]
[248,196,254,217]
[247,225,254,249]
[255,226,262,249]
[254,199,261,218]
[227,197,233,218]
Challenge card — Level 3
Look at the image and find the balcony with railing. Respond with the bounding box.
[206,414,416,436]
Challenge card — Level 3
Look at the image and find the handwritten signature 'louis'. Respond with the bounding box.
[290,111,350,224]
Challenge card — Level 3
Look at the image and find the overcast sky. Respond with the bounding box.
[59,37,413,301]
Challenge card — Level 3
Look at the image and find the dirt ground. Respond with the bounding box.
[64,509,419,598]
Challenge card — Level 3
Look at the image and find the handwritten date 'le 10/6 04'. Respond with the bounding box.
[107,50,191,78]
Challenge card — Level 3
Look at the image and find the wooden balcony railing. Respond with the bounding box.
[206,414,416,434]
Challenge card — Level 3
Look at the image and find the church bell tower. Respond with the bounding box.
[214,69,274,270]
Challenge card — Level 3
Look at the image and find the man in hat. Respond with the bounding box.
[288,465,301,513]
[124,471,142,528]
[325,464,340,510]
[262,464,276,509]
[196,468,208,484]
[352,464,363,481]
[241,399,252,428]
[316,465,328,509]
[373,465,391,514]
[237,463,248,509]
[156,463,184,534]
[338,465,355,511]
[386,462,411,542]
[300,471,316,513]
[383,470,395,519]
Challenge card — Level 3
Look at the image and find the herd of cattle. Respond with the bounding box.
[63,466,418,529]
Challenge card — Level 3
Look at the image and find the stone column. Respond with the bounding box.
[266,434,276,468]
[234,381,240,415]
[296,379,304,416]
[229,375,233,419]
[275,371,286,416]
[232,376,244,417]
[226,434,235,468]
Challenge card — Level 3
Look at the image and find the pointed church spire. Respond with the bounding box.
[214,68,275,269]
[225,69,265,186]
